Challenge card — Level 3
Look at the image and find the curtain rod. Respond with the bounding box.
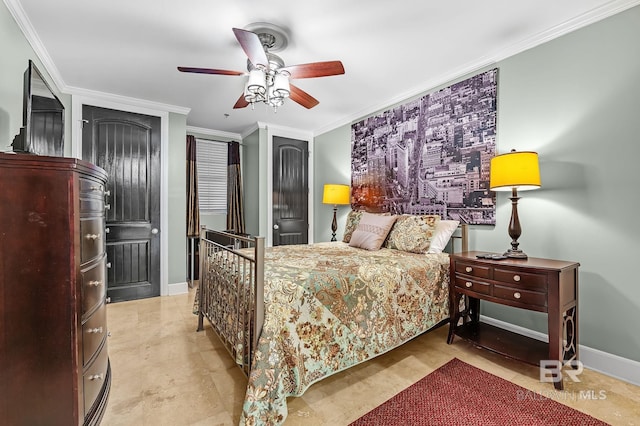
[191,136,243,146]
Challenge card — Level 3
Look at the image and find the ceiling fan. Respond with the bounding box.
[178,23,345,110]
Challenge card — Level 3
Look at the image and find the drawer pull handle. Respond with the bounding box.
[465,266,473,273]
[513,275,521,282]
[87,327,103,334]
[513,292,521,299]
[104,190,111,196]
[105,204,111,211]
[89,374,104,381]
[86,233,101,241]
[465,282,472,288]
[88,280,102,287]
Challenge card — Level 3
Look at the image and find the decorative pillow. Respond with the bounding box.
[342,210,363,243]
[427,220,460,253]
[385,214,440,253]
[349,212,397,251]
[342,210,390,243]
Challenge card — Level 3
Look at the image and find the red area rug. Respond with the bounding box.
[350,358,608,426]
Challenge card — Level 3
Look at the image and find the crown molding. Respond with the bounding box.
[67,86,190,115]
[4,0,66,91]
[186,126,241,141]
[313,0,640,136]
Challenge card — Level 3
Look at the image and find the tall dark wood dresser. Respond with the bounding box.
[0,153,111,425]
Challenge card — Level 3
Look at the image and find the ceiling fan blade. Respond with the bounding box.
[289,84,320,109]
[232,28,269,69]
[233,94,249,109]
[281,61,345,79]
[177,67,244,76]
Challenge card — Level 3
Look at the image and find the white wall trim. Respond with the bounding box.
[313,0,640,136]
[4,0,66,91]
[71,93,171,297]
[186,125,242,141]
[480,315,640,387]
[241,123,261,139]
[67,86,190,115]
[167,281,188,296]
[262,122,314,247]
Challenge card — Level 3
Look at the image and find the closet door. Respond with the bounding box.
[272,136,309,246]
[82,105,161,301]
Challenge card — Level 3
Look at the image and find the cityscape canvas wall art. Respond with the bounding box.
[350,68,498,225]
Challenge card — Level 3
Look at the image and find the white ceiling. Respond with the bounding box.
[9,0,640,137]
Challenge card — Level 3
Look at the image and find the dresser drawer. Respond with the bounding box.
[79,177,106,196]
[493,284,547,308]
[83,343,109,415]
[82,303,107,365]
[81,217,104,262]
[454,276,491,296]
[82,256,106,316]
[494,268,547,291]
[454,262,491,279]
[80,196,104,214]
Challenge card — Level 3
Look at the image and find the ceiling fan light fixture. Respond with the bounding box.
[272,73,290,99]
[246,69,267,96]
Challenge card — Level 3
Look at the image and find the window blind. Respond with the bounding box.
[196,139,227,214]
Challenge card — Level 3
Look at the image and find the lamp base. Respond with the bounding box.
[503,248,528,259]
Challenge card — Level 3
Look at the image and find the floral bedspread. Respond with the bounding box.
[239,242,450,425]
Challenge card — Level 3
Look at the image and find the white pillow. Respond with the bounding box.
[427,220,460,253]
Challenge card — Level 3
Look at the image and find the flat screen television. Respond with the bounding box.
[11,60,65,156]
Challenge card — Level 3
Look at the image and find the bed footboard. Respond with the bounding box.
[196,229,264,376]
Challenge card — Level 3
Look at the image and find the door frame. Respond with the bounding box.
[262,122,314,247]
[71,90,190,296]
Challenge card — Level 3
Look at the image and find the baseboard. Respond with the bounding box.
[480,315,640,387]
[167,281,188,296]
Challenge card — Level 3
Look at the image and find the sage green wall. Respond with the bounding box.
[242,129,260,236]
[167,112,188,285]
[313,126,351,242]
[481,6,640,362]
[0,1,71,154]
[314,6,640,362]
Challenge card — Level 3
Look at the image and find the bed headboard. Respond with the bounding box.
[449,224,469,253]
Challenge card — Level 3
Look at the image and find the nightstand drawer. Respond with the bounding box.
[455,262,491,279]
[494,284,547,308]
[454,276,491,295]
[494,268,547,290]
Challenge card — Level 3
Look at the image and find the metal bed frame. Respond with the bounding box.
[196,224,468,376]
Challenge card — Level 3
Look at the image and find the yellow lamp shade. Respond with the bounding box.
[322,184,350,205]
[490,151,541,191]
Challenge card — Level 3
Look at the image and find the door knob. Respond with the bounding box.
[273,224,279,230]
[151,228,159,234]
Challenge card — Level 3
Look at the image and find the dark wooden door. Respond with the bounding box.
[272,136,308,245]
[82,105,161,302]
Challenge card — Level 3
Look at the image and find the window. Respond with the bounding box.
[196,139,227,214]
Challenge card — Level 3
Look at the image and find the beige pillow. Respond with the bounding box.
[385,214,440,253]
[349,212,397,251]
[342,210,391,243]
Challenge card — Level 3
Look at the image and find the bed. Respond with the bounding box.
[196,213,468,425]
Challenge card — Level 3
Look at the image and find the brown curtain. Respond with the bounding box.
[226,141,245,233]
[186,135,200,237]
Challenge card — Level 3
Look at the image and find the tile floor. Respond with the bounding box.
[102,287,639,425]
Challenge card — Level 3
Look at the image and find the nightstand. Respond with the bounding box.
[447,251,580,390]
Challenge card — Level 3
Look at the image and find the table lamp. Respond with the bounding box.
[490,150,541,259]
[322,184,350,241]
